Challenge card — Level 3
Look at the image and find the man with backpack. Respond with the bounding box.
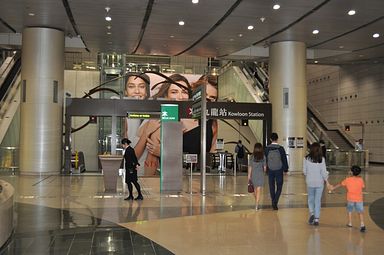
[265,133,289,210]
[235,140,245,171]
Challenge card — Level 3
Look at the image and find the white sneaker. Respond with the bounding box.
[255,205,259,211]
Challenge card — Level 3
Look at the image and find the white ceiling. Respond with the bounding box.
[0,0,383,64]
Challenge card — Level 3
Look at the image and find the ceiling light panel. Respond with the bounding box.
[138,0,235,56]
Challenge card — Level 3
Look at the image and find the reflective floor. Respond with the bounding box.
[0,166,383,254]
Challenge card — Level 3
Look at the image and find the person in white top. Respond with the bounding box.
[303,142,331,226]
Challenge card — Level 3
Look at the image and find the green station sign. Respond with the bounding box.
[161,104,179,122]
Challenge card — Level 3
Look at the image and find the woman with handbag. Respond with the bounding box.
[248,143,267,210]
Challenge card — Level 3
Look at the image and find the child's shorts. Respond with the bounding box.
[347,201,364,213]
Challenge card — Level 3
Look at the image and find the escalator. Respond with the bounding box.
[0,53,22,144]
[219,61,355,150]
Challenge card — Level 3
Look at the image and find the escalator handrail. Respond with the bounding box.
[0,57,15,79]
[308,117,339,149]
[307,102,355,148]
[0,55,21,102]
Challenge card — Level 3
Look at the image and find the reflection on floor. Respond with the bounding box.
[0,203,173,255]
[0,166,383,254]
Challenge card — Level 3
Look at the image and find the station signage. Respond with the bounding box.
[184,154,198,164]
[192,87,203,119]
[206,102,270,120]
[127,112,160,119]
[161,104,179,122]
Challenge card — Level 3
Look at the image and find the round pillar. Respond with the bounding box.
[20,27,64,174]
[269,41,307,171]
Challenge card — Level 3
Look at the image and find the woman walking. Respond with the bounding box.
[248,143,267,210]
[303,142,330,225]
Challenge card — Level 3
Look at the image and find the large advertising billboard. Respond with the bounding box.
[122,73,218,176]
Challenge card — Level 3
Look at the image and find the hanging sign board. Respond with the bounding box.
[161,104,179,122]
[192,87,203,119]
[127,112,160,119]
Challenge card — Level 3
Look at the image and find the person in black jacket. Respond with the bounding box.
[121,138,143,200]
[265,133,289,210]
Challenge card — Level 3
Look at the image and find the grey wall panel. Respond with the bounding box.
[307,63,384,163]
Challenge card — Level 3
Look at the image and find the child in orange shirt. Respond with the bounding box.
[331,165,366,232]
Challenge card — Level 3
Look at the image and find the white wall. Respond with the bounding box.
[64,70,100,171]
[307,64,384,163]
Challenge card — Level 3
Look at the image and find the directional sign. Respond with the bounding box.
[184,154,198,163]
[192,87,203,119]
[127,112,160,119]
[161,104,179,122]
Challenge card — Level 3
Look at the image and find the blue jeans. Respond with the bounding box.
[347,201,364,213]
[307,186,324,219]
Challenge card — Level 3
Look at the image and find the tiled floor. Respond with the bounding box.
[0,166,383,254]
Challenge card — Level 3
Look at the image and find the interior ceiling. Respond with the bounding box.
[0,0,383,65]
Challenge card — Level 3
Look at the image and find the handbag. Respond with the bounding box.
[248,180,254,193]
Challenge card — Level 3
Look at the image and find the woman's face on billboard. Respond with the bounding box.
[167,83,189,101]
[125,76,148,99]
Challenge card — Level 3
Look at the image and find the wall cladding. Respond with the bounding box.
[307,64,384,163]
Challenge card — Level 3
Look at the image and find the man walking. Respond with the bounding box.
[121,138,143,200]
[265,133,289,210]
[235,140,245,171]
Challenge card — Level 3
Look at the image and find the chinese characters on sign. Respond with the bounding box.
[207,107,264,118]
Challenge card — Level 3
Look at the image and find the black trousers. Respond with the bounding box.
[268,170,284,205]
[125,170,142,196]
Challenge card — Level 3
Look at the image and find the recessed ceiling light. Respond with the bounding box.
[170,35,175,38]
[314,60,319,64]
[238,33,243,37]
[348,10,356,16]
[247,25,254,30]
[339,45,344,49]
[192,0,199,4]
[229,38,234,41]
[179,20,185,26]
[372,33,380,38]
[105,7,111,21]
[273,4,280,10]
[107,32,111,35]
[28,13,35,16]
[312,29,319,34]
[107,26,111,29]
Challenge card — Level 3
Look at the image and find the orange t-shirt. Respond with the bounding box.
[341,176,365,202]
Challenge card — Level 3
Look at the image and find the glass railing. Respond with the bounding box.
[0,146,19,170]
[326,149,369,169]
